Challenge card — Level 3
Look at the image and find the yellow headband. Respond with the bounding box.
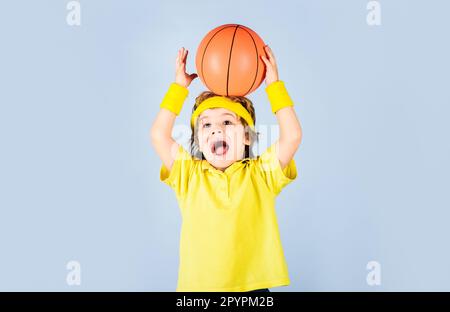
[191,96,255,130]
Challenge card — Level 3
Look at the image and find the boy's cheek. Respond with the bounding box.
[202,142,209,154]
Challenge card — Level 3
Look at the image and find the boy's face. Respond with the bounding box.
[197,108,250,170]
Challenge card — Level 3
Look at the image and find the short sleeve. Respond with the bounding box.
[160,144,195,198]
[255,143,298,195]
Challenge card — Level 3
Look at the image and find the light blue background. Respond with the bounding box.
[0,0,449,291]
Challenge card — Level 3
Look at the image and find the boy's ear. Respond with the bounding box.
[244,131,251,145]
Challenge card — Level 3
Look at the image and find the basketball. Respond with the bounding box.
[195,24,266,97]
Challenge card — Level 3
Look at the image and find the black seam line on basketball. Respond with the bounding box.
[201,25,234,95]
[239,26,259,96]
[226,25,239,97]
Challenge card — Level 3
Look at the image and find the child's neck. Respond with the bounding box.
[213,155,247,172]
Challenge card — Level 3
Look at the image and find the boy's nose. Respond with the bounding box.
[212,128,223,135]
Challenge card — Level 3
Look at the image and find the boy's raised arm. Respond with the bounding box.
[151,106,180,171]
[261,45,303,170]
[274,105,302,169]
[150,47,197,171]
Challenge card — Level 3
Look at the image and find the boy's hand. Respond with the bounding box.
[175,47,198,88]
[261,45,279,86]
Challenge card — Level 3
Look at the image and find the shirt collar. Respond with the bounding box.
[201,157,251,175]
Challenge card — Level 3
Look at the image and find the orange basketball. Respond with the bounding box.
[196,24,266,97]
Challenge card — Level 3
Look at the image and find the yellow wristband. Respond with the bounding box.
[265,80,294,114]
[160,83,189,115]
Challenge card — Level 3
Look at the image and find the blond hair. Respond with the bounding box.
[189,91,260,160]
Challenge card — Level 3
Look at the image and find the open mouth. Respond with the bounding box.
[210,140,229,156]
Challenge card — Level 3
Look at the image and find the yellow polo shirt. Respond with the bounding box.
[158,80,298,292]
[160,142,297,292]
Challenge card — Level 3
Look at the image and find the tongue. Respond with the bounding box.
[215,144,227,155]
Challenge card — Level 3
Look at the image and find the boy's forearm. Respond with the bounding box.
[266,81,302,142]
[276,106,302,143]
[265,80,302,169]
[151,108,177,139]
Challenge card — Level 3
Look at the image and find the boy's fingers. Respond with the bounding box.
[176,47,190,67]
[265,45,276,63]
[176,49,182,65]
[261,54,269,65]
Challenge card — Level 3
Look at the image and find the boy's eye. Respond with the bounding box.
[202,120,233,128]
